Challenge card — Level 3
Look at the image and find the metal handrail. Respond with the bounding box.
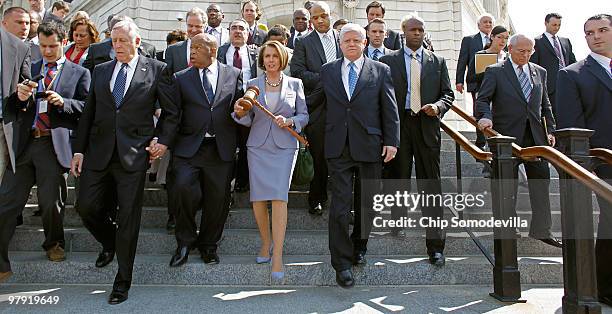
[449,104,612,204]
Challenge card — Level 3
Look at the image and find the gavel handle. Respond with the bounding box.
[252,99,309,146]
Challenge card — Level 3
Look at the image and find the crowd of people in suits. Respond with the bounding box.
[0,0,610,307]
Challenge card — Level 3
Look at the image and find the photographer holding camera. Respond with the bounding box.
[0,20,90,276]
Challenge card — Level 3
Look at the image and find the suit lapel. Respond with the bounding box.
[421,49,434,81]
[397,48,408,84]
[350,59,373,101]
[120,56,148,107]
[540,34,557,56]
[474,34,483,51]
[333,60,349,104]
[333,30,342,58]
[503,59,528,104]
[101,60,116,107]
[278,73,288,112]
[190,66,208,106]
[211,62,224,106]
[257,76,268,109]
[527,63,541,106]
[585,56,612,92]
[311,33,327,64]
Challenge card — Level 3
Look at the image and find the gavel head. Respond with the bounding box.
[236,86,260,111]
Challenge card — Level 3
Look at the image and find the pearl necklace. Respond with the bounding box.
[265,74,282,87]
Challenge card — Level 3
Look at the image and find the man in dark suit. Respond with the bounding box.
[364,1,401,50]
[205,4,230,47]
[380,14,454,265]
[322,23,399,287]
[82,15,156,73]
[364,18,393,60]
[530,13,577,115]
[0,21,89,274]
[156,29,187,63]
[217,18,258,193]
[241,1,267,46]
[555,14,612,306]
[162,33,243,267]
[0,20,31,285]
[291,1,342,215]
[165,7,206,74]
[287,8,310,50]
[70,20,176,305]
[476,34,561,248]
[456,13,494,151]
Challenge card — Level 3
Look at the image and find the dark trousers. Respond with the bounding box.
[328,145,381,271]
[385,112,445,255]
[513,124,553,239]
[306,115,328,206]
[173,139,234,251]
[472,92,486,149]
[0,137,66,272]
[595,164,612,298]
[77,154,146,291]
[234,125,250,189]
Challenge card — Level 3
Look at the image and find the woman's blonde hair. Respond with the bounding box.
[257,40,289,71]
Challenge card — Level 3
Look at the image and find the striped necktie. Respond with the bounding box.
[517,66,532,102]
[348,62,358,97]
[410,52,421,114]
[372,49,380,61]
[551,35,566,68]
[322,34,336,63]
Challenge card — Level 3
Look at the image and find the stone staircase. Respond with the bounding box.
[5,132,580,287]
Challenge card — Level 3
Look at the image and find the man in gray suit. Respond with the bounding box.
[476,34,561,248]
[290,1,342,215]
[321,23,399,287]
[0,21,89,280]
[165,7,206,74]
[2,7,41,63]
[0,11,31,193]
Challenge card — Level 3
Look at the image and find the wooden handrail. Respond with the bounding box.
[448,103,612,203]
[590,148,612,165]
[440,121,492,161]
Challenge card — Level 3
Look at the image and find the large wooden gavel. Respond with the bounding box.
[236,86,309,146]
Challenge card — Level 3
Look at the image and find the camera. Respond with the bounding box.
[35,91,50,99]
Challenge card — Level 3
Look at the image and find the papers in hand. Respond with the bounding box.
[475,53,498,74]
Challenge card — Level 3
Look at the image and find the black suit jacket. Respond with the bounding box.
[290,30,342,124]
[166,63,243,161]
[73,56,176,172]
[530,33,577,95]
[321,58,400,162]
[379,48,455,149]
[456,33,485,92]
[475,59,555,147]
[155,50,165,63]
[217,43,258,79]
[82,39,157,73]
[248,24,268,46]
[164,40,190,74]
[556,56,612,149]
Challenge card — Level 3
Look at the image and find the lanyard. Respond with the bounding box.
[40,62,64,91]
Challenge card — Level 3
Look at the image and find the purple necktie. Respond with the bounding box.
[552,35,566,68]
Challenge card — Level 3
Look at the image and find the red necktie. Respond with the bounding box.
[36,62,56,131]
[247,30,254,45]
[233,47,242,69]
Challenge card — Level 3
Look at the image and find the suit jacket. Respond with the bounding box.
[248,24,268,46]
[205,25,230,47]
[12,59,90,168]
[82,39,157,73]
[530,33,577,95]
[364,25,402,50]
[28,41,42,63]
[73,56,176,172]
[164,40,190,74]
[1,28,31,172]
[155,50,165,63]
[235,75,308,149]
[321,58,400,162]
[456,33,485,92]
[556,55,612,149]
[63,44,90,66]
[166,63,243,161]
[217,43,258,79]
[475,59,555,147]
[379,48,455,148]
[290,30,342,124]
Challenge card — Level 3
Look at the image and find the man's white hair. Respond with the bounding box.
[112,20,140,42]
[508,33,534,47]
[401,12,426,30]
[477,13,495,24]
[339,23,366,41]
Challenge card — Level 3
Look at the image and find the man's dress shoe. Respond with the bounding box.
[95,251,115,268]
[429,252,446,266]
[201,250,220,264]
[169,246,189,267]
[108,290,128,305]
[336,269,354,288]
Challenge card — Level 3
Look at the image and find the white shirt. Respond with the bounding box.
[509,58,533,88]
[367,44,385,58]
[206,25,225,46]
[109,54,139,97]
[198,61,218,95]
[317,28,336,45]
[590,52,612,79]
[545,32,565,62]
[185,38,191,66]
[225,44,252,88]
[480,32,490,48]
[293,29,309,47]
[341,56,365,99]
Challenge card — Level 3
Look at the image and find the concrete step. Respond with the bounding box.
[4,252,563,285]
[20,203,601,232]
[9,226,563,257]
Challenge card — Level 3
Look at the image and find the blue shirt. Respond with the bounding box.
[367,45,385,59]
[403,46,423,110]
[32,57,66,128]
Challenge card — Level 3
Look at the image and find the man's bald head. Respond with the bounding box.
[192,32,217,49]
[190,33,218,68]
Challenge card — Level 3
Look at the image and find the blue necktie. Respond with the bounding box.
[348,62,358,97]
[112,63,128,108]
[202,69,215,105]
[517,66,532,102]
[372,49,380,61]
